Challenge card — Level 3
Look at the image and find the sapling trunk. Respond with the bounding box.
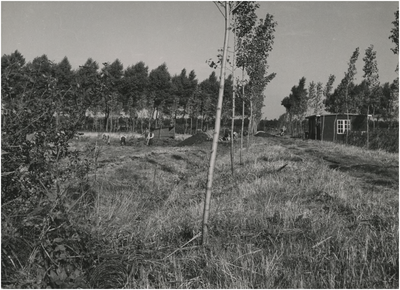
[106,116,109,132]
[346,83,350,144]
[230,26,236,176]
[315,118,317,140]
[247,99,252,151]
[367,106,370,149]
[373,107,376,130]
[240,73,245,165]
[149,107,154,132]
[202,3,229,246]
[153,165,157,189]
[184,113,187,134]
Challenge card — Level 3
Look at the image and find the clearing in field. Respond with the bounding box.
[67,132,398,288]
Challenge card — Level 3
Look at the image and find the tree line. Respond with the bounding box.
[1,50,264,135]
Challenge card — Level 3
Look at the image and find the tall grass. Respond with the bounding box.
[86,136,398,288]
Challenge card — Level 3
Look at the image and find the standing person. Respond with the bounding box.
[146,130,154,146]
[280,125,287,136]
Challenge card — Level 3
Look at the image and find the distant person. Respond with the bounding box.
[146,130,154,146]
[222,132,230,141]
[222,135,230,141]
[120,135,126,146]
[280,126,287,136]
[102,133,111,145]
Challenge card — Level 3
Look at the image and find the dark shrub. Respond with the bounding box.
[347,128,398,153]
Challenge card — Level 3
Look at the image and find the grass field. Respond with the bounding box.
[71,133,398,288]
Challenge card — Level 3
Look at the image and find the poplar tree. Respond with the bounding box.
[315,82,324,115]
[233,1,258,164]
[122,61,149,131]
[323,75,336,109]
[389,9,399,57]
[186,70,198,134]
[281,77,308,135]
[389,8,399,122]
[230,12,238,175]
[202,1,230,246]
[148,63,171,128]
[308,81,323,140]
[100,60,124,131]
[198,72,219,130]
[76,58,101,130]
[308,81,316,116]
[362,45,380,149]
[339,48,360,143]
[53,57,74,129]
[237,13,277,145]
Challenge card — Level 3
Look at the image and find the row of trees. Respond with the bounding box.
[1,50,260,135]
[281,9,399,135]
[1,12,280,139]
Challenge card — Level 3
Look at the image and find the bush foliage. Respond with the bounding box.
[347,127,399,153]
[1,53,100,288]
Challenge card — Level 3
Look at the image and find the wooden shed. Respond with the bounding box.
[305,114,368,142]
[152,126,175,139]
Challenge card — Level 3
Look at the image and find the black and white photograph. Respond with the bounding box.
[1,1,399,288]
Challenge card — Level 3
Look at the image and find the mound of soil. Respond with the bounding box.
[176,131,211,147]
[255,131,278,138]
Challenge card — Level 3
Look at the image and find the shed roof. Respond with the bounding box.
[305,113,366,119]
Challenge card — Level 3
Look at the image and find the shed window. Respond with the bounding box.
[337,119,350,134]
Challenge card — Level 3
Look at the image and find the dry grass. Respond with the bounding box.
[77,131,191,141]
[76,135,398,288]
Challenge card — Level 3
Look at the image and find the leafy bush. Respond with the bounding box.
[369,128,399,153]
[347,128,399,153]
[1,52,102,288]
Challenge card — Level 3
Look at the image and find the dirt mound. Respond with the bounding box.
[176,131,211,146]
[255,131,278,138]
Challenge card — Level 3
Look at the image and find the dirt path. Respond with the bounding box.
[262,136,399,189]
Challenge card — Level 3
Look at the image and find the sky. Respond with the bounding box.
[1,1,399,119]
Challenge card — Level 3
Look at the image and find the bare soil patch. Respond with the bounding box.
[255,131,278,138]
[176,131,211,146]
